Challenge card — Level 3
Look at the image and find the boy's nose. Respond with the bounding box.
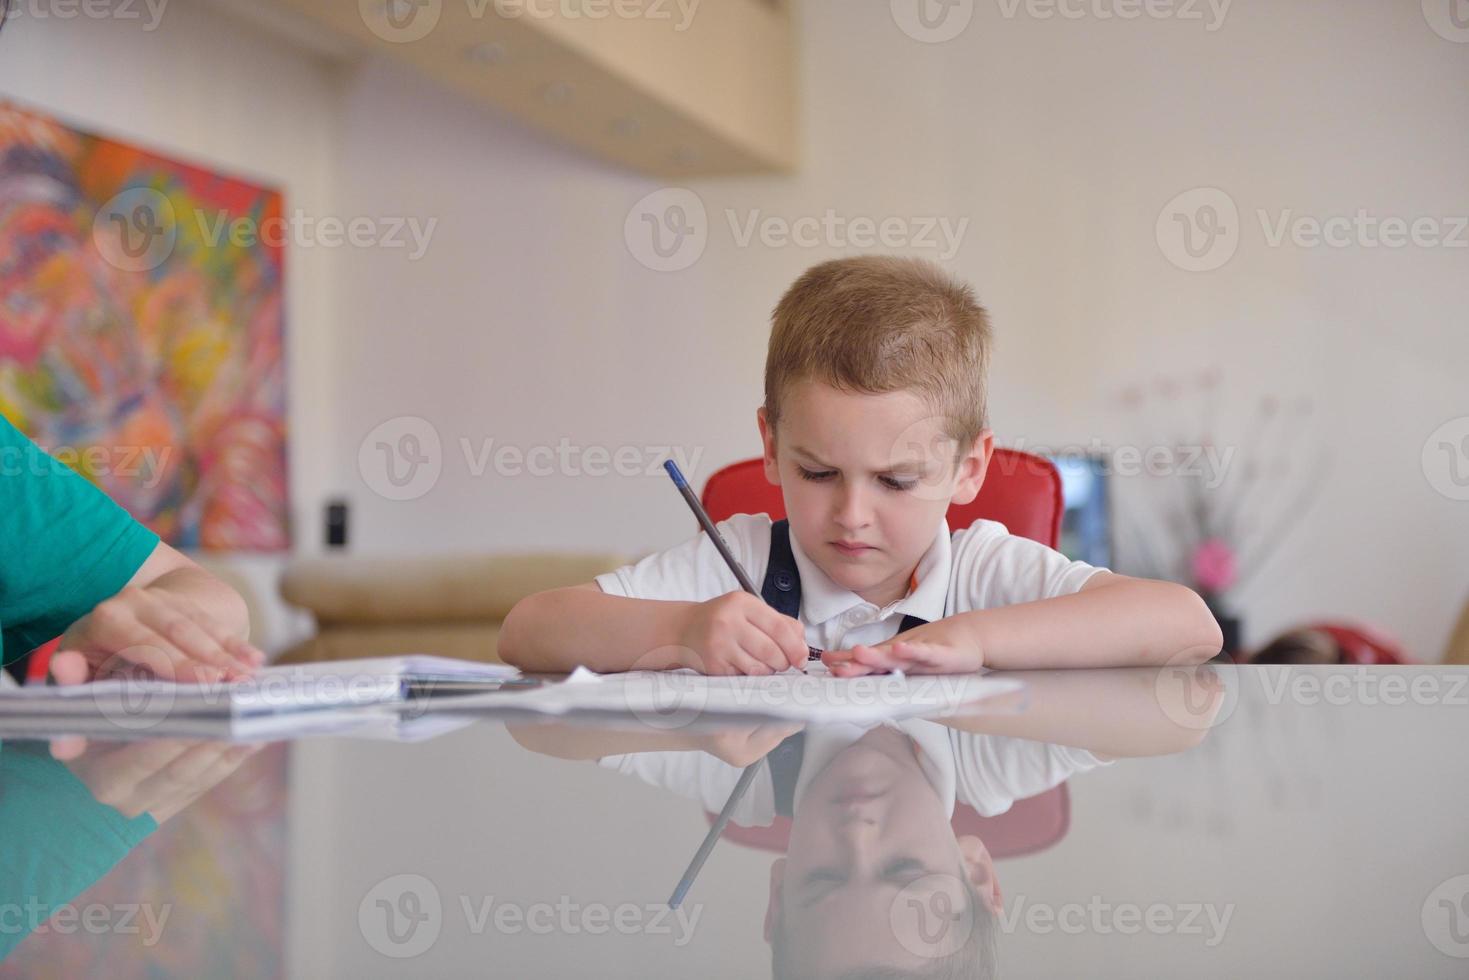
[833,485,872,529]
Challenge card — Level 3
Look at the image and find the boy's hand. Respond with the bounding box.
[675,592,809,675]
[697,722,804,766]
[823,619,984,676]
[50,585,264,687]
[60,739,264,823]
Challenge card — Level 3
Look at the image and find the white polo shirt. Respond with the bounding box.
[597,718,1108,826]
[594,512,1106,653]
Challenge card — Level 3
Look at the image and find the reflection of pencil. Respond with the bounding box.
[662,460,824,663]
[668,760,760,909]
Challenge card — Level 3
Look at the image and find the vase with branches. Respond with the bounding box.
[1111,368,1330,656]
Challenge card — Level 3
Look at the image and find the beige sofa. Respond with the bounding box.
[275,553,627,664]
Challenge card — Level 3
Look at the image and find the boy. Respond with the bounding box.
[500,256,1222,675]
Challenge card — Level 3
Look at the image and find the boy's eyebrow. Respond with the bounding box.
[789,445,830,465]
[789,445,929,473]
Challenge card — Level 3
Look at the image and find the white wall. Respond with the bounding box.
[2,0,1466,658]
[325,0,1469,658]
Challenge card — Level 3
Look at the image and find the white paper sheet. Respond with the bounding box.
[443,668,1024,724]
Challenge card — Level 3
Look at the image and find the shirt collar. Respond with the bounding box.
[787,519,952,627]
[793,720,957,818]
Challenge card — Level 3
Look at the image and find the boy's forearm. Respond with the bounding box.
[498,587,694,673]
[953,579,1223,669]
[506,722,700,760]
[934,667,1218,756]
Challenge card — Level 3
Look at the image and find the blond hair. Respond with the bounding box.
[764,256,992,454]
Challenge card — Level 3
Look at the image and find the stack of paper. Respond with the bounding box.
[0,656,521,739]
[437,667,1024,725]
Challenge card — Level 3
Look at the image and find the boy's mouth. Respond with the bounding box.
[831,540,875,556]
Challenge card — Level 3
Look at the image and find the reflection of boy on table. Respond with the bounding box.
[510,667,1223,978]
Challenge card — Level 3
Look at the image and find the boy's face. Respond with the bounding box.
[763,726,1002,974]
[758,381,993,609]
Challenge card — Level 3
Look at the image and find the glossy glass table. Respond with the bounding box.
[2,663,1467,978]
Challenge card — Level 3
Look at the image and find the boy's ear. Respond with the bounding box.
[764,857,786,944]
[957,835,1003,916]
[757,406,782,486]
[948,430,994,506]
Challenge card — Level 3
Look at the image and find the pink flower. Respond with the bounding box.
[1192,538,1237,595]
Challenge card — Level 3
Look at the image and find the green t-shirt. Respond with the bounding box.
[0,740,158,960]
[0,414,160,668]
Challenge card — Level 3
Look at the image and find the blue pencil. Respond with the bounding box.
[662,460,823,663]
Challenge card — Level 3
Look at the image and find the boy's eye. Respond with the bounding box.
[796,467,917,492]
[884,859,926,879]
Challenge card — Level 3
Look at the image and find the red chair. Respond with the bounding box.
[712,784,1070,860]
[1302,621,1412,665]
[699,447,1064,548]
[23,637,59,684]
[699,448,1071,858]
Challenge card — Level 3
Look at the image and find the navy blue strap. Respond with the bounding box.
[761,519,930,633]
[759,519,931,817]
[760,519,802,618]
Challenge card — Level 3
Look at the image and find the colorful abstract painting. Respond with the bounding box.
[0,101,288,550]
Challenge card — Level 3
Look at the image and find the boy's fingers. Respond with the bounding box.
[49,735,88,759]
[753,606,808,667]
[783,618,810,668]
[163,593,265,667]
[705,648,762,676]
[821,650,874,675]
[226,635,268,666]
[748,631,794,673]
[110,633,226,685]
[133,601,250,678]
[735,647,776,675]
[852,644,905,669]
[47,650,92,686]
[78,601,224,683]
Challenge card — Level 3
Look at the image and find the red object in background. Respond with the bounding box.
[697,448,1071,858]
[1303,621,1412,665]
[711,783,1071,859]
[24,637,59,684]
[699,447,1064,549]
